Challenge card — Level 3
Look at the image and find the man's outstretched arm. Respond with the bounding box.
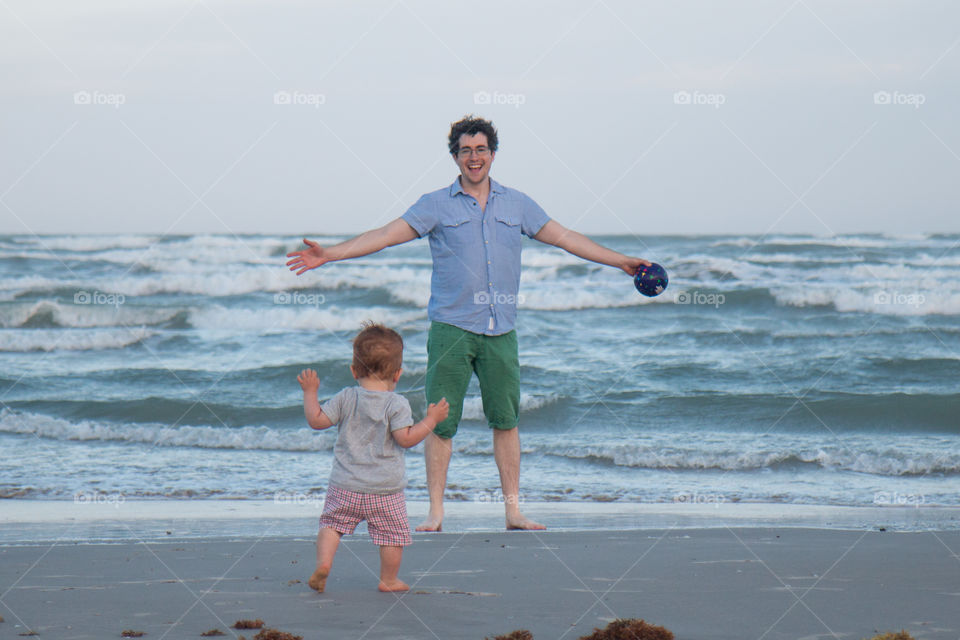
[533,220,650,276]
[286,218,418,275]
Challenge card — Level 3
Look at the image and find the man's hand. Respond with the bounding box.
[297,369,320,392]
[284,220,418,276]
[426,398,450,427]
[621,256,652,277]
[286,239,327,276]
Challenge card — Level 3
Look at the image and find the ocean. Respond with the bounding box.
[1,233,958,513]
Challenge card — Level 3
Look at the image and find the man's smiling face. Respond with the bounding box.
[454,132,494,188]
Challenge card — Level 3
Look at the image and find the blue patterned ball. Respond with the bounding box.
[634,263,668,297]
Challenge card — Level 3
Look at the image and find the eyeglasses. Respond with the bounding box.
[456,146,491,159]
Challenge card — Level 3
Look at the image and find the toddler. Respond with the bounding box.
[298,323,448,592]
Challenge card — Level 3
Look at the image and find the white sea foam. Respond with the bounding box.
[14,235,162,252]
[0,327,154,351]
[460,393,558,421]
[518,286,647,311]
[102,268,305,297]
[187,304,427,332]
[710,234,957,251]
[0,262,435,301]
[674,254,769,282]
[0,268,305,298]
[746,254,853,265]
[521,249,587,268]
[773,287,960,316]
[311,264,432,305]
[908,251,960,266]
[709,237,760,248]
[831,263,960,284]
[0,237,299,268]
[0,410,334,451]
[0,275,63,294]
[536,439,960,476]
[0,297,409,334]
[760,235,895,249]
[0,300,179,328]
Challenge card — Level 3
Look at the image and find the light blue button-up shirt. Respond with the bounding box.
[402,178,551,336]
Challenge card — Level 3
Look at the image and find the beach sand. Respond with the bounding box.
[2,503,959,640]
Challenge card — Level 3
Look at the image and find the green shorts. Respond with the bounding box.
[425,322,520,439]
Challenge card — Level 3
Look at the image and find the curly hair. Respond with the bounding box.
[448,115,499,155]
[352,322,403,381]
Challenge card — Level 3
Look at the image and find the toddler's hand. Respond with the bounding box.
[297,369,319,392]
[427,398,449,426]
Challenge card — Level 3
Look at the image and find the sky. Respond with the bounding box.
[1,0,958,236]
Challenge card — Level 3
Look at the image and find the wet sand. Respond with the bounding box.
[2,525,958,639]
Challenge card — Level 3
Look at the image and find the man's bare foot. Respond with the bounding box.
[308,568,329,592]
[378,579,410,592]
[506,514,546,531]
[415,515,442,532]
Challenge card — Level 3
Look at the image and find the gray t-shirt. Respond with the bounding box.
[321,386,414,494]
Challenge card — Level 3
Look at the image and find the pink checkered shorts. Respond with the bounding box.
[319,486,412,547]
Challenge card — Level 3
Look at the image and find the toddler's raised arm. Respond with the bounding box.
[298,369,334,430]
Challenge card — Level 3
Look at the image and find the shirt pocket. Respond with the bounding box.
[494,213,522,251]
[437,215,476,254]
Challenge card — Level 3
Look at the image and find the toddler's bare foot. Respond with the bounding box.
[506,514,546,531]
[415,515,442,532]
[308,568,329,592]
[378,578,410,592]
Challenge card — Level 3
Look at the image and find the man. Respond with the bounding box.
[287,116,649,531]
